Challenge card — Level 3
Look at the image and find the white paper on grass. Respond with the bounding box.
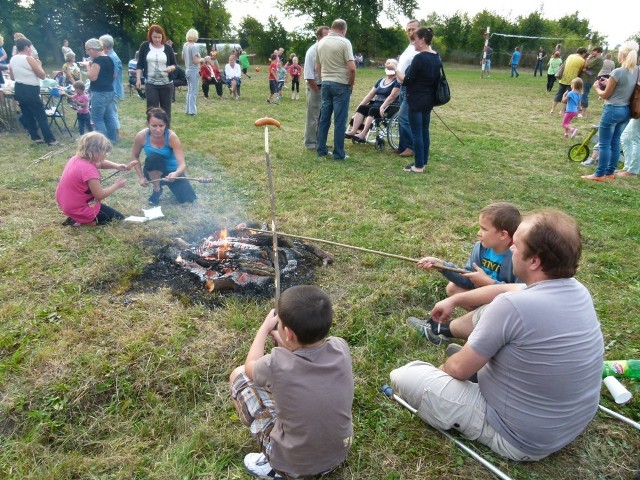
[124,206,164,223]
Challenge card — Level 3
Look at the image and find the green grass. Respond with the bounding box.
[0,64,639,479]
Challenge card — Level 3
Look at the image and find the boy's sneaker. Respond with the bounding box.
[244,453,284,479]
[406,317,451,346]
[581,158,597,166]
[445,343,462,357]
[148,187,163,206]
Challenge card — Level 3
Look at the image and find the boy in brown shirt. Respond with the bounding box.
[230,285,354,479]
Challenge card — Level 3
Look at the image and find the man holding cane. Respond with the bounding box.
[392,209,604,461]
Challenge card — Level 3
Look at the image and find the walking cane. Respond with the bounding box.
[381,385,514,480]
[433,109,465,146]
[255,117,282,310]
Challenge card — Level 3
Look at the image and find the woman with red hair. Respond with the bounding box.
[135,25,178,123]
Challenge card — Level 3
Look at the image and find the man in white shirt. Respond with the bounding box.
[303,26,329,150]
[395,19,420,157]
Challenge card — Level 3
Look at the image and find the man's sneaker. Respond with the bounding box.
[406,317,451,346]
[581,158,597,166]
[148,187,163,206]
[244,453,284,479]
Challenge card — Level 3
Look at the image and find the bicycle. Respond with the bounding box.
[568,124,598,162]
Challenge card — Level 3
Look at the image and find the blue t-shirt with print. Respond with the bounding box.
[566,91,581,113]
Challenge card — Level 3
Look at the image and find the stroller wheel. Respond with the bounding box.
[568,144,589,162]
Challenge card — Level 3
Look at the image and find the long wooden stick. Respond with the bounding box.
[255,117,282,311]
[250,229,468,274]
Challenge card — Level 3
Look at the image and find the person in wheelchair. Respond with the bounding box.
[345,58,400,143]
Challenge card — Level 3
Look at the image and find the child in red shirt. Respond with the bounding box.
[288,56,302,99]
[267,54,278,104]
[56,132,130,226]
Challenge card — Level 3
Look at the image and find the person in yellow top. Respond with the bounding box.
[550,47,587,113]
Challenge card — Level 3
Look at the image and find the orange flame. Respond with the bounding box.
[217,228,230,259]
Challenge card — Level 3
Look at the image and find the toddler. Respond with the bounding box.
[562,77,583,138]
[56,132,128,226]
[288,56,301,99]
[68,81,92,135]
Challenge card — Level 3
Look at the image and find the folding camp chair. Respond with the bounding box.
[45,88,73,137]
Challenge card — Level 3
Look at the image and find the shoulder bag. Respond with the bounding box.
[630,68,640,120]
[555,62,565,80]
[434,56,451,107]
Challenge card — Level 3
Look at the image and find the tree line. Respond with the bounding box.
[2,1,638,67]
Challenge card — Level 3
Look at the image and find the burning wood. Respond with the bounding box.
[174,224,333,292]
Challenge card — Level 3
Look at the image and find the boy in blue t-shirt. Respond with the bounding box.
[417,202,521,296]
[411,202,521,344]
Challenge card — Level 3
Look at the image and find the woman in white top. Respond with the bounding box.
[9,37,60,145]
[135,25,178,123]
[225,54,242,100]
[61,39,74,58]
[182,28,201,115]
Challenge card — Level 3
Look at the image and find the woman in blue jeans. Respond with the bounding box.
[85,38,117,143]
[582,40,639,182]
[395,27,441,173]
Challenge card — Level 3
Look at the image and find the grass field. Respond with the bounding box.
[1,64,639,479]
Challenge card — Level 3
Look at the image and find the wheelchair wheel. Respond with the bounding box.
[568,144,589,162]
[387,112,400,150]
[375,136,385,151]
[365,122,379,146]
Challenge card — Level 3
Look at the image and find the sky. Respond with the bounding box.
[225,0,637,48]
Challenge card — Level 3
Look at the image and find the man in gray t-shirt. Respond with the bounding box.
[391,210,604,461]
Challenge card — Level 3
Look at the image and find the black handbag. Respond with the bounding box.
[434,57,451,106]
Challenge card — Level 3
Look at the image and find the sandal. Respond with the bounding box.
[352,136,366,144]
[403,164,424,173]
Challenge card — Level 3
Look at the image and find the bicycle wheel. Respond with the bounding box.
[568,144,589,162]
[387,112,400,150]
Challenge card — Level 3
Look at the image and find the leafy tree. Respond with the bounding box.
[191,0,232,44]
[276,0,417,59]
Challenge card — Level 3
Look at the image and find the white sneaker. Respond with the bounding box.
[243,453,284,479]
[581,158,597,166]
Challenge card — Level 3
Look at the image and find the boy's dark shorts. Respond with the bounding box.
[269,79,278,94]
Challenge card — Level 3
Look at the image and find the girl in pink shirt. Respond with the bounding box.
[55,132,129,226]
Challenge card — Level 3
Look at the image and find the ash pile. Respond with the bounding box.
[174,224,333,294]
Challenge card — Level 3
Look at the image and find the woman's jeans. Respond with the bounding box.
[595,104,630,177]
[620,118,640,174]
[90,91,117,142]
[408,108,432,169]
[186,67,199,114]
